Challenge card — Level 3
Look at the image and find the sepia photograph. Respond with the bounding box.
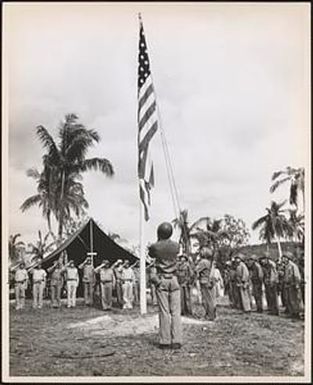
[1,1,311,383]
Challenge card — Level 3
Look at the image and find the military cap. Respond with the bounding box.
[234,253,245,261]
[247,254,258,261]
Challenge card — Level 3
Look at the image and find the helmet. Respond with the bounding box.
[282,251,294,260]
[157,222,173,240]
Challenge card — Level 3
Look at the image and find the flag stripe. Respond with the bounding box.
[139,121,158,153]
[137,20,158,222]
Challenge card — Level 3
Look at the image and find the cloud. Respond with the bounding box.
[5,3,309,247]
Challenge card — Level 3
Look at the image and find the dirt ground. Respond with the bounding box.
[9,298,304,377]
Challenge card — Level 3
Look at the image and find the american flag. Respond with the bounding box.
[137,16,158,221]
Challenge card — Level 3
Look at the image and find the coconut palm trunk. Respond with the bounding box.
[275,235,282,262]
[57,170,66,243]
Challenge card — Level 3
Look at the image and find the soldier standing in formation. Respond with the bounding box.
[176,254,194,316]
[234,254,251,313]
[259,254,279,315]
[148,222,182,350]
[132,261,140,305]
[47,260,64,308]
[78,256,96,306]
[63,260,80,308]
[282,251,304,319]
[95,260,116,311]
[14,262,29,310]
[196,247,217,321]
[121,260,135,309]
[30,262,47,309]
[246,255,264,313]
[113,259,124,308]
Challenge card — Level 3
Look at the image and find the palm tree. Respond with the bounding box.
[28,230,56,263]
[26,113,114,242]
[20,167,57,239]
[270,167,305,210]
[172,209,198,255]
[252,200,292,261]
[9,234,25,265]
[190,217,229,251]
[287,209,304,244]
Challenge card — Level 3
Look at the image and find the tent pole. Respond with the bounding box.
[140,200,147,315]
[90,220,94,266]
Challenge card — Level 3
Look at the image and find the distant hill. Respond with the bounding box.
[238,242,303,262]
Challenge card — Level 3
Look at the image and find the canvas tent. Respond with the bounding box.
[34,218,138,270]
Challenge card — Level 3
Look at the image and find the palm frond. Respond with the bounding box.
[36,125,60,162]
[270,177,290,193]
[20,195,41,212]
[79,158,114,176]
[252,215,268,230]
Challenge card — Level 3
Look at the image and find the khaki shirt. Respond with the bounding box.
[32,269,47,283]
[148,239,180,275]
[99,268,115,283]
[284,261,301,287]
[196,259,215,285]
[121,267,135,282]
[235,261,250,285]
[50,267,64,286]
[15,268,28,283]
[82,265,95,283]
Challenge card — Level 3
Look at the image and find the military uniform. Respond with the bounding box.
[248,259,264,312]
[196,255,216,320]
[14,266,28,310]
[121,264,135,309]
[32,267,47,309]
[63,264,79,307]
[114,264,124,308]
[79,261,95,306]
[149,234,182,348]
[95,263,115,310]
[48,263,64,308]
[261,259,279,315]
[283,257,304,318]
[235,258,251,312]
[176,257,194,316]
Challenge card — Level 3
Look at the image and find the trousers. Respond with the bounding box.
[156,276,182,345]
[100,282,113,310]
[116,280,123,308]
[251,281,263,312]
[51,283,62,307]
[180,285,192,315]
[200,282,216,320]
[285,286,304,317]
[265,284,279,315]
[15,282,26,309]
[33,282,44,308]
[122,281,134,309]
[83,282,94,305]
[67,281,77,307]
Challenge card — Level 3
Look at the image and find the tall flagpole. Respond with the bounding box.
[139,193,147,315]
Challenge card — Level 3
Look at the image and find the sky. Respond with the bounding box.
[4,2,310,250]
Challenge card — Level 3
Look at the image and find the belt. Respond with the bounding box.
[67,279,77,281]
[16,280,26,283]
[101,280,113,283]
[122,279,133,282]
[160,274,174,279]
[34,280,44,283]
